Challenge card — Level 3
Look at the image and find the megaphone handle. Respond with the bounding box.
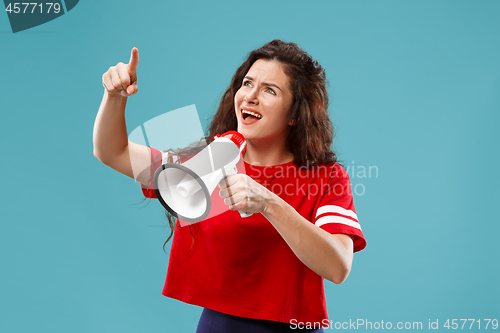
[221,166,253,219]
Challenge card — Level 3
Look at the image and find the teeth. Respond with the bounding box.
[242,109,262,119]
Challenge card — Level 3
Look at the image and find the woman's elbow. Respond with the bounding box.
[93,148,111,166]
[327,235,354,284]
[328,266,351,284]
[327,254,353,284]
[93,148,105,163]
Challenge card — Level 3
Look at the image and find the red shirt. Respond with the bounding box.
[142,147,366,323]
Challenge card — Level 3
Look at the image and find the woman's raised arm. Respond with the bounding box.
[93,47,152,185]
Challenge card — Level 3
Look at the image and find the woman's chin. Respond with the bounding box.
[239,131,260,142]
[237,127,251,138]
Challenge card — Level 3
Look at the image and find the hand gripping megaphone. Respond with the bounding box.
[153,131,252,223]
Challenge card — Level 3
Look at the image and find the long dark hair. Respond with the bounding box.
[209,39,336,167]
[162,39,337,251]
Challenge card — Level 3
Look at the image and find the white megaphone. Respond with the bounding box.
[153,131,252,223]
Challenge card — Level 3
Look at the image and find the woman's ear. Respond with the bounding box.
[288,119,297,126]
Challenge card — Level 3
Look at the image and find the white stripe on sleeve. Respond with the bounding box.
[315,215,362,230]
[316,205,358,221]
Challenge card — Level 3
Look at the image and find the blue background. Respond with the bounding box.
[1,1,499,332]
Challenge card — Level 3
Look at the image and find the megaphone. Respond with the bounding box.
[153,131,252,223]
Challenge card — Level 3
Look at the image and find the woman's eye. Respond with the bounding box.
[266,88,276,95]
[243,80,252,87]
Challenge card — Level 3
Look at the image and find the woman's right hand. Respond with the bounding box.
[102,47,139,97]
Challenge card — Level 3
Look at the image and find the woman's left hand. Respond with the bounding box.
[218,174,271,214]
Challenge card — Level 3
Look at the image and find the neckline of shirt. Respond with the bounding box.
[243,160,295,169]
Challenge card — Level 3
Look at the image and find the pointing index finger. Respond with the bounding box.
[127,47,139,75]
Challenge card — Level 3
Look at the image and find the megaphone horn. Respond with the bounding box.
[153,131,251,223]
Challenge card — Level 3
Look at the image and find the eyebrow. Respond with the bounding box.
[244,76,282,92]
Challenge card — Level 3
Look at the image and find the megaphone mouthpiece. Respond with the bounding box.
[215,131,246,155]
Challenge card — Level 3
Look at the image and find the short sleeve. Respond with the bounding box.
[141,147,167,199]
[313,164,366,252]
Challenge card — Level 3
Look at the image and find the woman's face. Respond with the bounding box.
[234,59,294,143]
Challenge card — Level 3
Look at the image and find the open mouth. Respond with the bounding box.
[242,109,262,120]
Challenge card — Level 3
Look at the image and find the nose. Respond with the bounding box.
[243,88,259,104]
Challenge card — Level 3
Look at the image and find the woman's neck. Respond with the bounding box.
[243,140,294,166]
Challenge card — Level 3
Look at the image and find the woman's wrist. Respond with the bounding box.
[105,89,127,100]
[260,189,284,219]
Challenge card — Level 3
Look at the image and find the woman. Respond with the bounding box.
[94,40,366,332]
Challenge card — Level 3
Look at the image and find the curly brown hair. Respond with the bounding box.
[209,39,336,167]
